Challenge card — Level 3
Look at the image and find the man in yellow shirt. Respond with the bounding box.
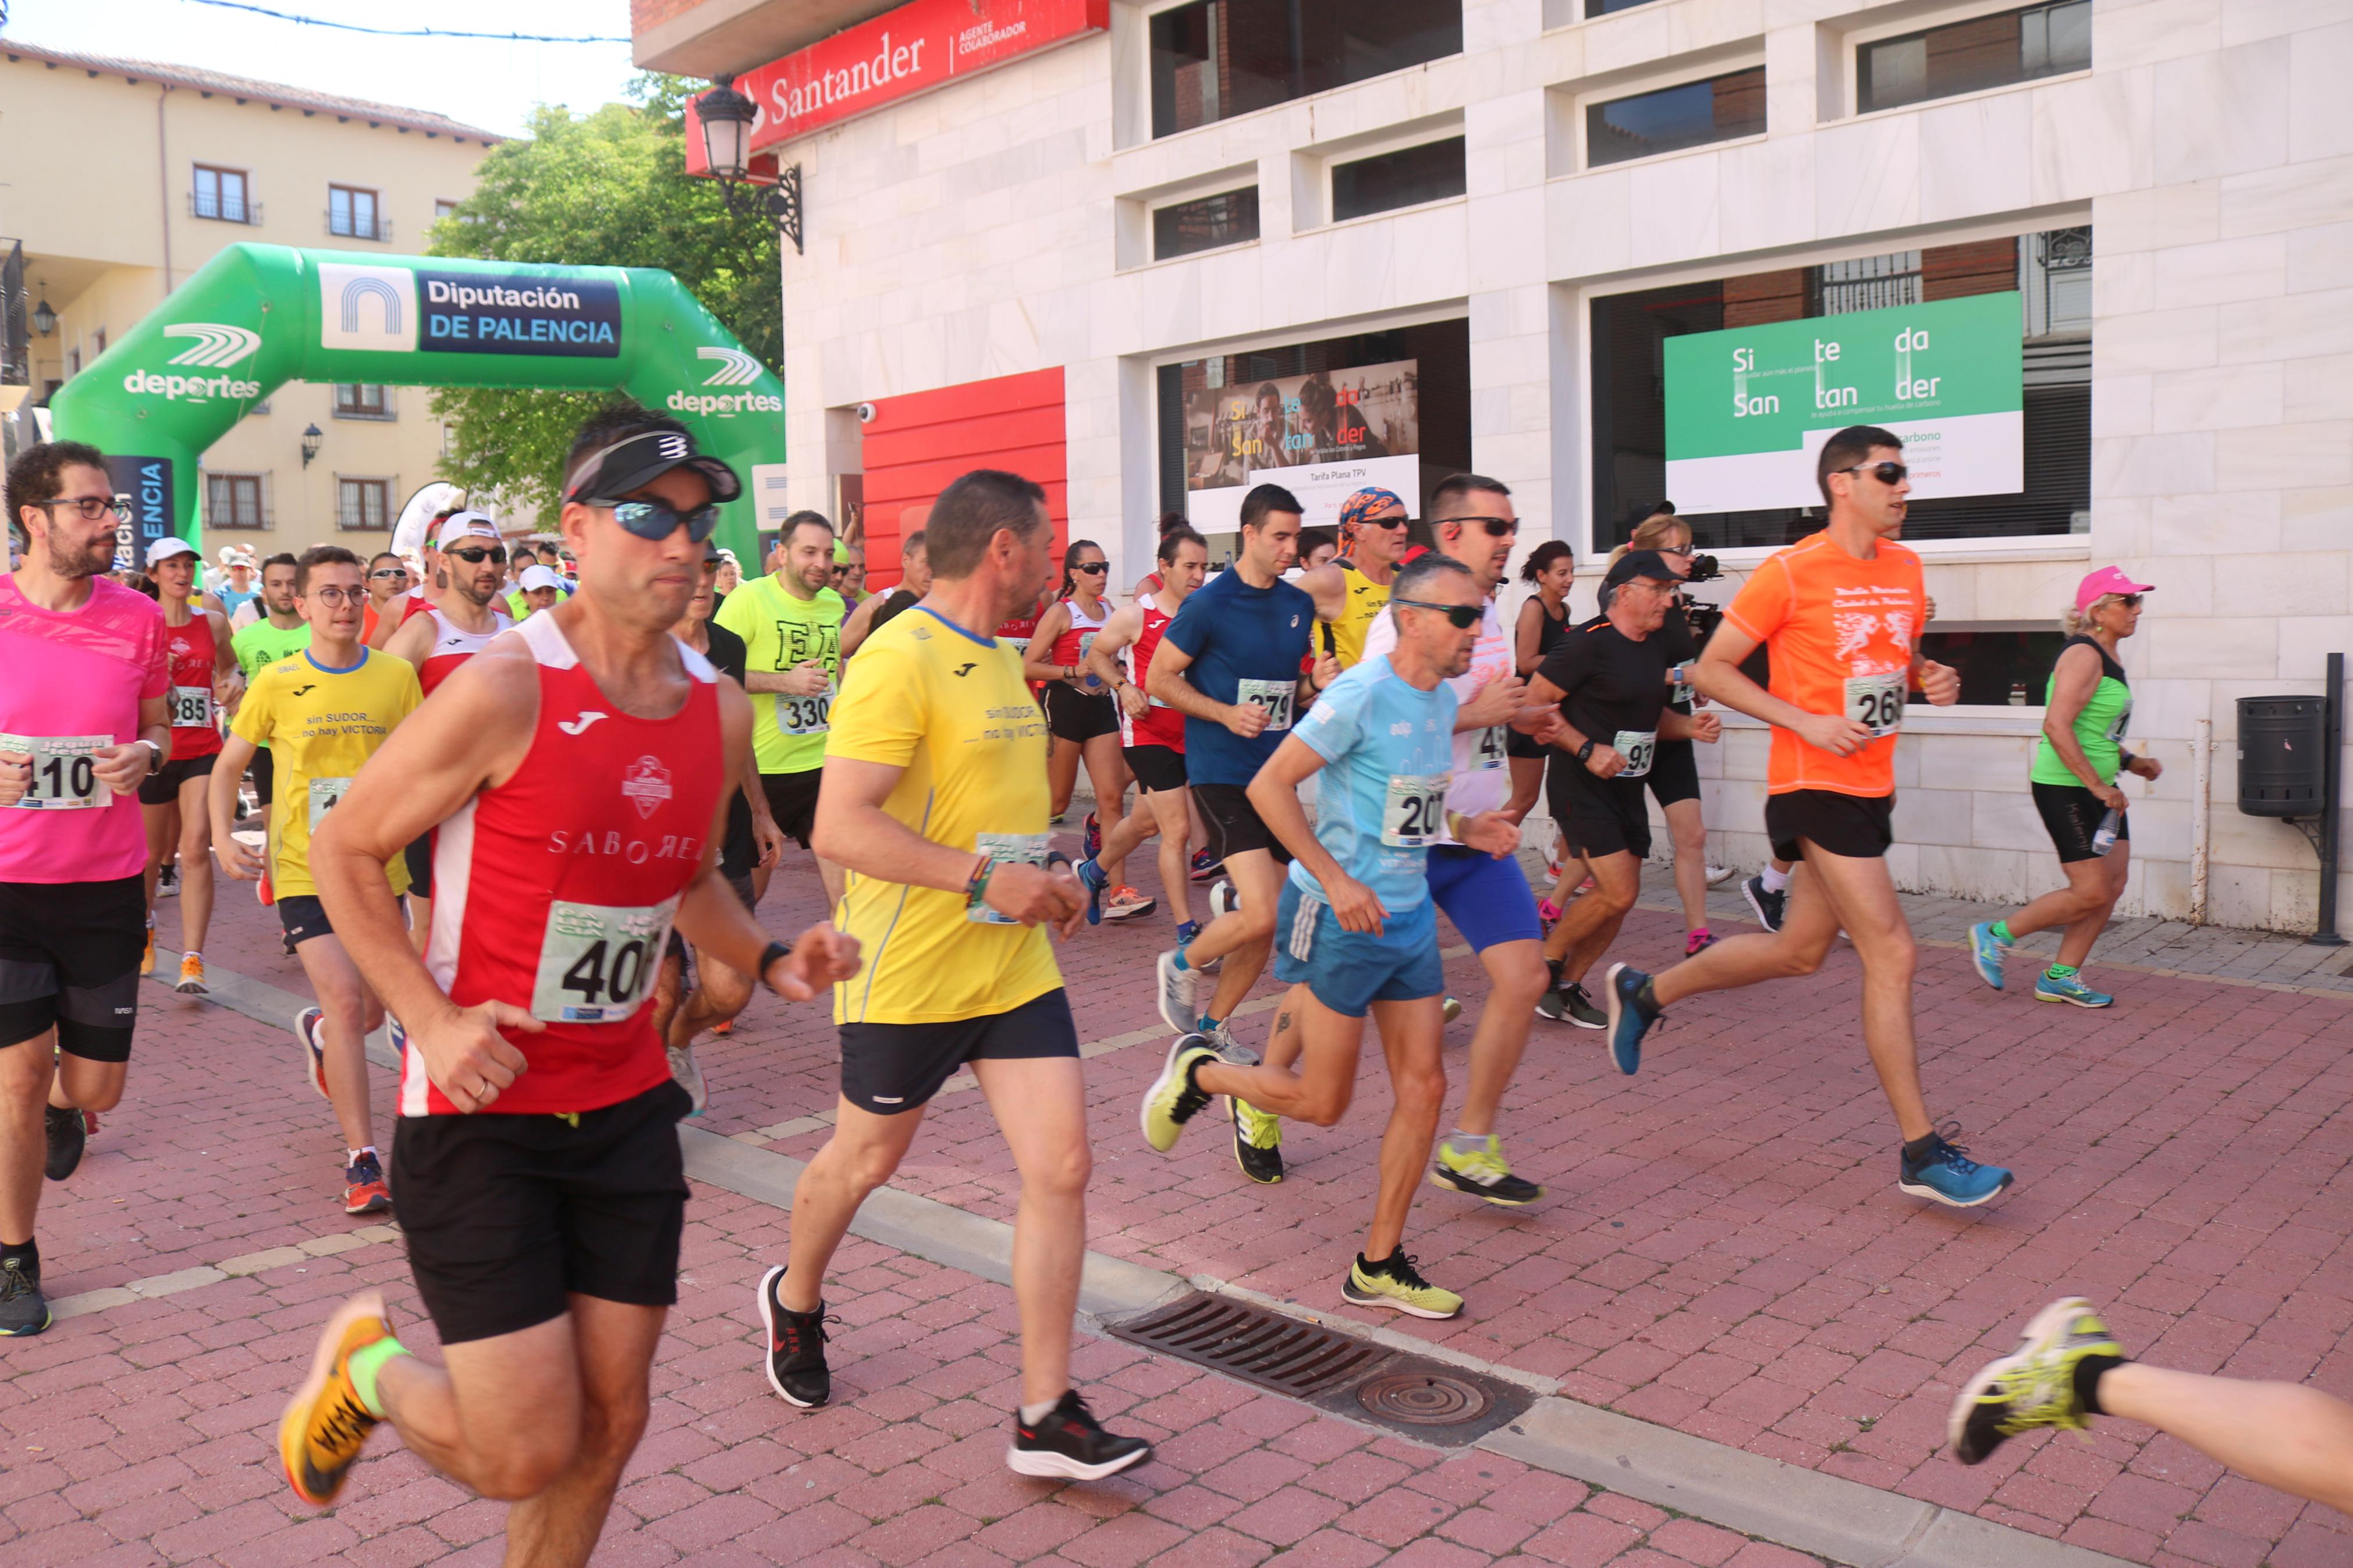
[715,510,846,906]
[1298,486,1410,670]
[750,468,1150,1484]
[211,545,419,1218]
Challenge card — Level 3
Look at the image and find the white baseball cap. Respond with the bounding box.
[146,536,199,567]
[435,510,501,550]
[519,564,566,593]
[220,546,257,568]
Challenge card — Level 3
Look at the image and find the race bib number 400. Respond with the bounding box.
[1844,673,1908,738]
[776,691,832,736]
[0,734,111,810]
[531,898,679,1022]
[1612,731,1658,780]
[968,831,1051,925]
[1234,678,1295,733]
[169,685,214,728]
[1382,773,1449,847]
[307,776,353,830]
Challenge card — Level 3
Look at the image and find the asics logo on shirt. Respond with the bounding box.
[556,711,609,735]
[951,662,978,677]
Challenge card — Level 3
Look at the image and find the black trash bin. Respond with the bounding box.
[2239,695,2327,817]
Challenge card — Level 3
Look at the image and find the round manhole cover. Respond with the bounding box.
[1355,1370,1491,1425]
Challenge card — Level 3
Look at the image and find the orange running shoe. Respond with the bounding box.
[342,1150,391,1217]
[175,952,207,995]
[279,1293,390,1506]
[711,1018,734,1036]
[140,921,155,977]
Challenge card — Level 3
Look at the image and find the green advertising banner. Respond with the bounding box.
[1663,291,2024,513]
[48,243,786,559]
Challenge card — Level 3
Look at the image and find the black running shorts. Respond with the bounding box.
[1766,789,1895,863]
[1644,737,1701,809]
[137,751,217,806]
[1548,767,1651,861]
[1123,744,1187,795]
[277,894,335,947]
[839,987,1080,1115]
[250,746,275,808]
[1191,782,1293,866]
[402,831,434,899]
[1505,728,1545,761]
[391,1079,692,1344]
[0,876,143,1061]
[1044,683,1119,744]
[2033,781,2128,864]
[760,767,823,849]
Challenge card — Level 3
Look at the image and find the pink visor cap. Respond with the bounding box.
[2075,566,2153,614]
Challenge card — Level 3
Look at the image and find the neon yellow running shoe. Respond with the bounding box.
[1139,1036,1218,1153]
[1948,1296,2122,1465]
[1230,1098,1283,1184]
[1429,1136,1543,1206]
[1341,1251,1463,1320]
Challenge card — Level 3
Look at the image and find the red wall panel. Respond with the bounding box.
[858,367,1066,589]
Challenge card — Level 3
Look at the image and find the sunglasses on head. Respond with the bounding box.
[587,496,724,545]
[1394,598,1482,630]
[445,545,507,565]
[1837,461,1909,486]
[1449,516,1517,537]
[1071,561,1109,574]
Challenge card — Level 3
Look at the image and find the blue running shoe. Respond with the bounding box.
[1968,922,2009,990]
[1075,856,1108,926]
[1175,919,1201,947]
[1083,811,1102,862]
[1601,963,1659,1076]
[2034,970,2112,1008]
[1898,1126,2013,1208]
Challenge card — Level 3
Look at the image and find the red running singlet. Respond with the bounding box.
[161,612,224,759]
[406,611,724,1117]
[417,606,514,698]
[1121,602,1185,752]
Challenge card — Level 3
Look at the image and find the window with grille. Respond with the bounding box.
[207,474,266,529]
[1858,0,2090,115]
[1587,68,1766,167]
[193,165,252,223]
[329,185,384,240]
[338,478,391,532]
[1818,251,1922,314]
[333,383,391,418]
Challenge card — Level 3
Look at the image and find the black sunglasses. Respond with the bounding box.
[445,546,507,566]
[1448,516,1517,537]
[1393,598,1482,630]
[1071,561,1109,574]
[1358,514,1410,530]
[2114,593,2143,610]
[1837,461,1909,486]
[588,497,724,545]
[368,567,408,580]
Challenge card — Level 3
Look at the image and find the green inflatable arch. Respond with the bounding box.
[48,243,785,560]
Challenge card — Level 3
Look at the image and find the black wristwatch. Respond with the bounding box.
[1576,738,1596,765]
[757,940,793,992]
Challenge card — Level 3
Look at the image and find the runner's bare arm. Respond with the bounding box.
[1296,561,1347,625]
[208,610,244,705]
[745,660,829,696]
[1662,707,1721,744]
[382,609,435,671]
[1085,606,1145,713]
[1146,637,1265,737]
[1521,674,1592,756]
[812,755,1085,932]
[1513,597,1547,676]
[837,591,884,661]
[1690,618,1871,757]
[674,682,860,996]
[1245,736,1387,935]
[2040,642,2124,806]
[365,602,404,650]
[1021,601,1075,685]
[207,731,262,879]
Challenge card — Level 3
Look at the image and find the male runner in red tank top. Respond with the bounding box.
[366,506,463,650]
[384,510,513,955]
[287,410,860,1563]
[137,536,240,995]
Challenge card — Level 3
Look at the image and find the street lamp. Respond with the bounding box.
[30,288,55,337]
[301,424,323,468]
[693,75,804,255]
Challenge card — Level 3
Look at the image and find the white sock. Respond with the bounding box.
[347,1146,376,1164]
[1019,1398,1059,1425]
[1760,865,1791,893]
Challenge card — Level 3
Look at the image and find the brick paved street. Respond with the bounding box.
[8,825,2353,1566]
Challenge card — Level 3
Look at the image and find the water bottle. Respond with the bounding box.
[2091,808,2120,856]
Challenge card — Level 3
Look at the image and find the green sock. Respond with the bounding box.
[2046,964,2079,981]
[1990,920,2014,943]
[345,1335,411,1419]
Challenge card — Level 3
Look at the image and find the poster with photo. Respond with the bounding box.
[1183,360,1421,533]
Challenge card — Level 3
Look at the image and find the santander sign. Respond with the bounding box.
[686,0,1107,168]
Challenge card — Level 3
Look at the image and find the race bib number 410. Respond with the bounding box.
[0,734,111,810]
[1844,673,1907,738]
[1234,678,1295,733]
[531,898,679,1022]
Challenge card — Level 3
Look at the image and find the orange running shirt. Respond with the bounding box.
[1722,532,1923,798]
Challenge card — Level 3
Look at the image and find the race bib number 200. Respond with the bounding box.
[531,898,679,1022]
[0,733,110,810]
[1382,773,1449,847]
[1234,678,1295,733]
[1844,673,1907,738]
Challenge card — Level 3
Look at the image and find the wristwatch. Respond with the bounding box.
[137,738,164,776]
[1575,738,1596,765]
[757,940,794,993]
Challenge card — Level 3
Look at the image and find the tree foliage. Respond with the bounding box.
[428,76,780,522]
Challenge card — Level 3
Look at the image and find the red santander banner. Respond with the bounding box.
[686,0,1108,171]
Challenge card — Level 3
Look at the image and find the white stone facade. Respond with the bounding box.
[769,0,2353,931]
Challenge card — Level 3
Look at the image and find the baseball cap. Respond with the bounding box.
[561,426,742,508]
[220,545,257,569]
[519,564,566,593]
[2075,566,2153,613]
[435,510,501,550]
[146,536,199,567]
[1602,549,1681,591]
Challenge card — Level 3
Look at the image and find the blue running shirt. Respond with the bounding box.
[1160,569,1316,788]
[1286,654,1457,912]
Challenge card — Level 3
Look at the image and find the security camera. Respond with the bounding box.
[856,402,877,424]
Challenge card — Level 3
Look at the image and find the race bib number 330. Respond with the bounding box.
[531,898,679,1022]
[0,734,110,810]
[777,691,832,735]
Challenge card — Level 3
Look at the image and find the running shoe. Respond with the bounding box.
[1536,897,1561,930]
[294,1007,328,1099]
[2035,972,2113,1008]
[667,1041,709,1115]
[44,1104,85,1182]
[176,951,208,995]
[756,1266,836,1408]
[1601,963,1660,1076]
[1341,1251,1463,1320]
[1949,1296,2121,1465]
[1440,995,1463,1025]
[1105,885,1157,922]
[1898,1126,2014,1208]
[1073,855,1109,925]
[1706,864,1735,886]
[1188,847,1223,883]
[141,919,155,977]
[1200,1016,1257,1065]
[0,1246,47,1338]
[1082,811,1102,862]
[1968,921,2010,990]
[712,1018,734,1036]
[1175,919,1201,947]
[1684,929,1716,957]
[342,1151,392,1217]
[1230,1097,1283,1183]
[1430,1135,1543,1206]
[1535,981,1605,1029]
[1007,1389,1152,1481]
[1742,874,1785,933]
[1208,879,1238,919]
[1140,1036,1217,1152]
[279,1293,390,1506]
[1154,950,1201,1037]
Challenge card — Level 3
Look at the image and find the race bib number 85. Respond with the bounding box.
[169,685,214,728]
[1844,673,1907,738]
[0,734,109,810]
[1235,678,1295,732]
[531,898,678,1022]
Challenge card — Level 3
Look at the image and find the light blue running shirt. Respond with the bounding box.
[1286,653,1457,913]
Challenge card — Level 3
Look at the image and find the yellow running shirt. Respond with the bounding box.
[825,606,1062,1026]
[232,647,420,898]
[1322,560,1391,670]
[715,574,845,774]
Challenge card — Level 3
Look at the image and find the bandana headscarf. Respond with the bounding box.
[1336,487,1406,554]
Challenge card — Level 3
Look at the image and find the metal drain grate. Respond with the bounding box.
[1109,1292,1531,1444]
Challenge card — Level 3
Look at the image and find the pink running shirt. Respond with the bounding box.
[0,574,171,883]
